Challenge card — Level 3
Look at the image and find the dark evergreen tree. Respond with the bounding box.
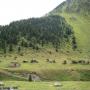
[28,74,32,81]
[72,36,77,50]
[0,15,77,52]
[9,44,13,52]
[18,46,21,53]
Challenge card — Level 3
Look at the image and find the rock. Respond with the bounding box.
[0,81,4,86]
[54,82,62,87]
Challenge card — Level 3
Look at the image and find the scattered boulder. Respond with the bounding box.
[19,53,24,56]
[70,16,77,21]
[48,51,52,54]
[78,60,83,64]
[14,56,17,60]
[28,73,41,82]
[9,62,21,68]
[54,82,62,87]
[13,86,18,90]
[86,61,90,64]
[0,81,4,86]
[63,60,67,64]
[23,60,28,63]
[3,87,18,90]
[46,59,56,63]
[71,60,90,65]
[71,60,78,64]
[46,59,49,62]
[31,74,41,81]
[30,58,38,63]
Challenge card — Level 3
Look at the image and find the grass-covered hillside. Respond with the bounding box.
[50,0,90,52]
[0,0,90,89]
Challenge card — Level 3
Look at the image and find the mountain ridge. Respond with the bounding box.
[50,0,90,15]
[49,0,90,52]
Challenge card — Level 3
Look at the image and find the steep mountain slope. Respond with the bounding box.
[50,0,90,52]
[0,15,76,53]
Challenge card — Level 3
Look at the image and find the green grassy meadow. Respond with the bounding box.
[60,13,90,52]
[2,81,90,90]
[0,48,90,81]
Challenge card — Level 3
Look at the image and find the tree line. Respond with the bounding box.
[0,15,77,53]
